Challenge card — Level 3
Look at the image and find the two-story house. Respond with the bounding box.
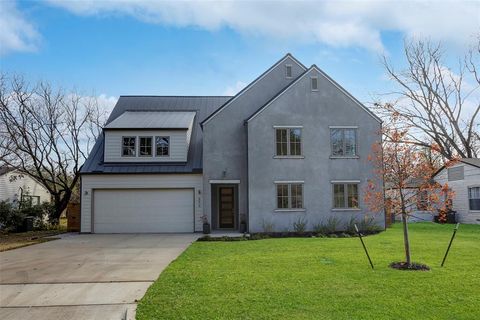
[80,54,384,233]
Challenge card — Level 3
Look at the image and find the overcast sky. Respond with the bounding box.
[1,0,479,111]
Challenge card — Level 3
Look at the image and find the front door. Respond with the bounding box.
[218,186,235,228]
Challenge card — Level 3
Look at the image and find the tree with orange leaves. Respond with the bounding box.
[365,123,454,268]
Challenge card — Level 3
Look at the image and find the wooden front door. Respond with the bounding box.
[218,187,235,228]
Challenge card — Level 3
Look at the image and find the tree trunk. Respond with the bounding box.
[52,190,72,224]
[401,210,411,266]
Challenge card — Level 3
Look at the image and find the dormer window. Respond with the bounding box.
[285,65,292,78]
[122,137,136,157]
[156,136,170,157]
[139,137,153,156]
[311,76,318,91]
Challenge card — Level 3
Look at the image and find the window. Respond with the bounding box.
[448,166,464,181]
[330,128,357,157]
[156,136,169,156]
[285,64,292,78]
[275,128,302,156]
[139,137,153,156]
[469,187,480,210]
[333,183,359,209]
[122,137,136,157]
[416,190,430,211]
[21,195,40,206]
[311,76,318,91]
[276,183,304,209]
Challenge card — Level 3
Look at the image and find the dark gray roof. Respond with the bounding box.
[0,166,14,176]
[81,96,231,174]
[460,158,480,168]
[432,158,480,177]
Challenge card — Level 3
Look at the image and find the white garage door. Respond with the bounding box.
[93,189,194,233]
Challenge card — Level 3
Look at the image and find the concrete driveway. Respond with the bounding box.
[0,233,199,320]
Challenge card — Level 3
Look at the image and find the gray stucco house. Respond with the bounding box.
[80,54,384,233]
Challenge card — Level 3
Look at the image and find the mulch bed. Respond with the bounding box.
[389,261,430,271]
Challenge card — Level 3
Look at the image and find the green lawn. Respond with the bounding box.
[137,223,480,320]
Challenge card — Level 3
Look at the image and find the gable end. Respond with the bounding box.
[200,53,307,128]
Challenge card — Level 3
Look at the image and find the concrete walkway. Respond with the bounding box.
[0,233,199,320]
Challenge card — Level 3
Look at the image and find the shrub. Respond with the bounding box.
[292,216,307,234]
[0,201,26,232]
[312,222,325,234]
[359,215,382,233]
[325,216,341,234]
[262,219,275,233]
[345,215,357,235]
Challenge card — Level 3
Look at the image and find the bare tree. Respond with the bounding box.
[0,74,107,222]
[377,38,480,160]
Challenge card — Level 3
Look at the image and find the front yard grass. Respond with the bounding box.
[137,223,480,320]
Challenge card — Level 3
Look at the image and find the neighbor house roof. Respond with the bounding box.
[432,158,480,177]
[104,111,196,130]
[0,166,14,176]
[81,96,231,174]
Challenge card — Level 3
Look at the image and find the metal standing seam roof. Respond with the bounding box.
[104,111,196,129]
[80,96,231,174]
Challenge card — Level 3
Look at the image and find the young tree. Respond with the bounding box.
[376,38,480,160]
[0,74,107,222]
[364,122,454,267]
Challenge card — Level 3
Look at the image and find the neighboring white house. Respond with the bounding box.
[433,158,480,224]
[0,167,50,205]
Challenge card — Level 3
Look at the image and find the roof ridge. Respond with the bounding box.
[200,53,307,128]
[245,67,311,122]
[119,95,232,98]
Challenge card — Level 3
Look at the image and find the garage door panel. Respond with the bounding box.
[93,189,193,233]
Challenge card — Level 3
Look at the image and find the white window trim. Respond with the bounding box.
[331,181,360,210]
[274,127,303,157]
[330,127,358,158]
[121,136,137,157]
[329,126,358,129]
[274,181,304,211]
[468,185,480,212]
[138,136,153,157]
[155,135,170,157]
[209,179,240,184]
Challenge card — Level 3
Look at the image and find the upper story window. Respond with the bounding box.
[139,137,153,157]
[448,166,464,181]
[330,127,357,157]
[276,183,304,209]
[285,64,293,78]
[468,187,480,211]
[311,76,318,91]
[332,182,359,209]
[156,136,170,157]
[122,136,136,157]
[275,127,302,157]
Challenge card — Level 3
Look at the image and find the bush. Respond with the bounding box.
[262,219,275,233]
[0,200,57,232]
[344,216,357,235]
[325,216,341,234]
[359,215,382,234]
[0,201,26,232]
[292,216,307,234]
